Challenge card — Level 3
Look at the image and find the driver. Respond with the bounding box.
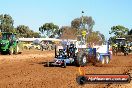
[69,44,76,57]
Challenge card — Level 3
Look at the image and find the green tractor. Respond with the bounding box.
[0,32,21,55]
[112,38,129,56]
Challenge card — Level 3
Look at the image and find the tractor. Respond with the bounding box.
[0,32,21,55]
[112,38,129,56]
[45,43,97,67]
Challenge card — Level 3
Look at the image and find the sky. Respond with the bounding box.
[0,0,132,39]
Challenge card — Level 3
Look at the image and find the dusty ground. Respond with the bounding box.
[0,50,132,88]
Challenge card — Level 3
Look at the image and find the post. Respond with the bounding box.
[55,45,57,58]
[107,40,109,54]
[81,11,86,45]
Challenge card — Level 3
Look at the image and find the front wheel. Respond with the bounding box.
[9,47,14,55]
[62,60,66,68]
[14,45,19,54]
[124,48,128,56]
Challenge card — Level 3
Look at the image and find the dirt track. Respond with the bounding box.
[0,50,132,88]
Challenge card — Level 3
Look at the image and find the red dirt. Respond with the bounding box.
[0,50,132,88]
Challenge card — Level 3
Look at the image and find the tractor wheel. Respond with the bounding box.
[9,47,14,55]
[24,46,28,49]
[96,53,100,61]
[76,52,87,67]
[62,60,66,68]
[15,45,19,54]
[124,53,127,56]
[124,47,128,56]
[105,56,110,64]
[101,56,105,64]
[1,51,5,55]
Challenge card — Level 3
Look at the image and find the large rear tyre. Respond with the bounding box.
[76,52,87,67]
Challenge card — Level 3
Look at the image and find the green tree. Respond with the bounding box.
[71,16,95,31]
[16,25,40,38]
[109,25,129,38]
[87,31,103,45]
[16,25,30,37]
[39,23,59,38]
[0,14,14,32]
[96,31,105,44]
[60,26,77,39]
[32,32,41,38]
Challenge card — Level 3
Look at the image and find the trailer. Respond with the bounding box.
[94,41,111,64]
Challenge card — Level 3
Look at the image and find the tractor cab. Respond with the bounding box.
[1,33,17,46]
[115,38,126,46]
[112,38,129,56]
[2,32,16,40]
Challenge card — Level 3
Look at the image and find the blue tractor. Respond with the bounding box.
[45,43,102,68]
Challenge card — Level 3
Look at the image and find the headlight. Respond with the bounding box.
[0,43,6,46]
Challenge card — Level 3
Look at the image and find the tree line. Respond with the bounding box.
[0,14,40,38]
[39,16,105,45]
[0,13,107,44]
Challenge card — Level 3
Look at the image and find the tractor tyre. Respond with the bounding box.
[101,56,105,64]
[47,61,50,67]
[124,53,127,56]
[15,45,19,54]
[9,47,14,55]
[61,60,66,68]
[124,47,128,56]
[1,51,5,55]
[96,53,100,61]
[76,52,87,67]
[24,46,28,49]
[105,56,110,64]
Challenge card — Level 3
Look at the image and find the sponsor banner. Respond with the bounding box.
[76,74,131,85]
